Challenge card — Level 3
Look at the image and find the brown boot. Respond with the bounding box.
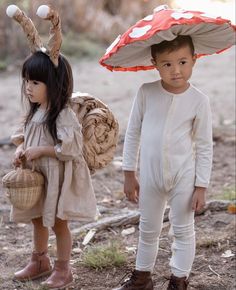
[14,251,52,281]
[167,275,189,290]
[113,270,153,290]
[41,260,73,289]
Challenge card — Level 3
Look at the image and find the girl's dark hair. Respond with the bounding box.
[151,35,195,59]
[21,51,73,141]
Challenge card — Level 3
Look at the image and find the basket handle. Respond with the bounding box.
[19,155,36,171]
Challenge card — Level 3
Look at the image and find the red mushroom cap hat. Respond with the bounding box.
[99,4,236,72]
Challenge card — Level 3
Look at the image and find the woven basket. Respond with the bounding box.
[2,161,44,210]
[70,92,119,173]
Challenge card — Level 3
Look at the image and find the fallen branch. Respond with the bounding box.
[202,199,232,212]
[49,200,231,241]
[49,210,140,241]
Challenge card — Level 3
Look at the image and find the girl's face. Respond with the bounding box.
[24,79,48,108]
[152,45,196,94]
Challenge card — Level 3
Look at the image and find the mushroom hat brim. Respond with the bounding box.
[99,5,236,71]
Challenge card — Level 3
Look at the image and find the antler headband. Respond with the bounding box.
[6,4,62,67]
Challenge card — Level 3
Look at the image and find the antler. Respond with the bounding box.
[6,5,44,53]
[37,5,62,67]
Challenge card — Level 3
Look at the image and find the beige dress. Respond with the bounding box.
[11,107,98,227]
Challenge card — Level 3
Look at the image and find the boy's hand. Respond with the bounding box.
[191,187,206,212]
[124,171,140,203]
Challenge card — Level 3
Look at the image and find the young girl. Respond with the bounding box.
[5,5,98,289]
[11,51,97,289]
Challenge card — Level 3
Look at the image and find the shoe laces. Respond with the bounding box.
[117,271,138,288]
[163,275,189,290]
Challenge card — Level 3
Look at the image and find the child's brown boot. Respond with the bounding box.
[13,251,52,281]
[41,260,73,289]
[113,270,153,290]
[167,274,189,290]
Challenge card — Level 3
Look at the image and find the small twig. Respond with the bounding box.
[208,265,221,278]
[159,247,170,253]
[108,227,119,235]
[193,263,207,272]
[102,185,112,194]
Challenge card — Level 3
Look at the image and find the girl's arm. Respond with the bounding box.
[11,121,25,167]
[13,142,24,167]
[24,146,56,161]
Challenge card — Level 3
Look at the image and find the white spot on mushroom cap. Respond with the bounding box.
[175,8,186,13]
[153,5,169,13]
[201,13,219,19]
[129,25,152,39]
[105,35,121,55]
[37,5,50,19]
[6,5,19,17]
[143,15,153,21]
[171,12,194,20]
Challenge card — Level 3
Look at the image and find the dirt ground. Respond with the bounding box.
[0,133,235,290]
[0,47,235,290]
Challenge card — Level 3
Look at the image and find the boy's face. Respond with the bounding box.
[152,45,196,94]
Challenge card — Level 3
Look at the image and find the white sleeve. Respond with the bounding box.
[193,97,213,187]
[122,86,145,171]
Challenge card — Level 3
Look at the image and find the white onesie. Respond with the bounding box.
[123,80,213,276]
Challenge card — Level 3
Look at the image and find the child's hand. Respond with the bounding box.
[124,171,140,203]
[24,146,42,161]
[13,144,24,167]
[191,187,206,212]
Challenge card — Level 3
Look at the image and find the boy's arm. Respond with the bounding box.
[192,97,213,212]
[122,86,144,171]
[122,88,144,202]
[122,87,144,203]
[193,97,213,188]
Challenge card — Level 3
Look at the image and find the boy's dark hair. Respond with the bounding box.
[21,51,73,141]
[151,35,194,59]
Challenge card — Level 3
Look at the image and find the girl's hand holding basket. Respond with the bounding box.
[13,143,24,167]
[2,155,44,210]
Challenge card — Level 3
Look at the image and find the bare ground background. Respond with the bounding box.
[0,47,235,289]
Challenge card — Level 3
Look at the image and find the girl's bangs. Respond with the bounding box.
[22,52,51,83]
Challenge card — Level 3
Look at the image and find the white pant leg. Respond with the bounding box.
[168,175,195,278]
[136,184,167,272]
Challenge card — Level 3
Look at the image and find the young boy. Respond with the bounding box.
[114,35,213,290]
